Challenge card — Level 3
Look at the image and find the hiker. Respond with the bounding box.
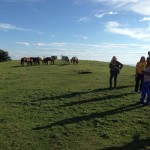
[132,56,146,93]
[109,56,123,89]
[139,57,150,105]
[148,51,150,59]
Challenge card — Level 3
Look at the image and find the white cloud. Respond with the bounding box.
[49,43,67,47]
[0,23,31,31]
[105,21,150,41]
[0,23,44,34]
[76,17,89,22]
[32,43,47,46]
[95,12,105,18]
[95,11,118,18]
[139,17,150,22]
[16,41,150,50]
[16,42,30,46]
[108,11,118,15]
[72,34,88,40]
[95,0,150,16]
[16,42,67,47]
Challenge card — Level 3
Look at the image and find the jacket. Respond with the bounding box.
[109,61,123,74]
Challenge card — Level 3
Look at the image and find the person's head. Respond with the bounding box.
[147,57,150,66]
[148,51,150,56]
[140,56,145,62]
[111,56,117,62]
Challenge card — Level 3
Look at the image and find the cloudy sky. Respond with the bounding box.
[1,0,150,65]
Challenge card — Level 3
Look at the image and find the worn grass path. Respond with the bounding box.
[0,60,150,150]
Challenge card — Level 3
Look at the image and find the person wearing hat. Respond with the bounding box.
[132,56,146,93]
[109,56,123,89]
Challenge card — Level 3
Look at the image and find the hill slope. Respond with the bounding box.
[0,60,150,150]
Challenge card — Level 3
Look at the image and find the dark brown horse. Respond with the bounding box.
[20,57,33,66]
[51,56,57,60]
[43,57,55,65]
[31,57,41,65]
[71,57,78,65]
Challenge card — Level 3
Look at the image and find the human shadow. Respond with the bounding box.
[32,85,134,103]
[84,85,134,93]
[116,85,134,90]
[101,135,150,150]
[32,103,143,130]
[60,92,132,107]
[12,65,22,68]
[31,91,87,102]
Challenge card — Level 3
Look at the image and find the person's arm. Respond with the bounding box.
[117,61,123,70]
[135,62,138,75]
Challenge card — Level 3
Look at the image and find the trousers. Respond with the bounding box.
[140,81,150,103]
[109,71,118,88]
[135,74,144,92]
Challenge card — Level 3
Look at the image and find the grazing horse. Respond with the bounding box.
[71,57,78,65]
[51,56,57,60]
[43,57,55,65]
[20,57,33,66]
[31,57,41,65]
[61,56,70,64]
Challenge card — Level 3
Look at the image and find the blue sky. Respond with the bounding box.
[1,0,150,65]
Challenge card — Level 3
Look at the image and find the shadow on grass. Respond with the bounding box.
[32,102,143,130]
[31,91,87,102]
[32,85,134,102]
[101,135,150,150]
[92,85,134,93]
[12,65,22,67]
[57,64,70,66]
[60,92,132,107]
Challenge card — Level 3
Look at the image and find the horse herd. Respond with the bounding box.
[20,56,79,66]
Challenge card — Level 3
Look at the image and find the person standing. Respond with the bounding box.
[132,56,146,93]
[148,51,150,58]
[139,57,150,104]
[109,56,123,89]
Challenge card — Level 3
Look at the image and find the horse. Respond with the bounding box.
[43,57,55,65]
[61,56,70,64]
[31,57,41,65]
[20,57,33,66]
[51,56,57,60]
[71,57,79,65]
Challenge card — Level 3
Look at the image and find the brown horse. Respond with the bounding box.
[20,57,33,66]
[43,57,55,65]
[71,57,78,65]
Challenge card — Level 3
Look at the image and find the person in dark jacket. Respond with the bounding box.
[109,56,123,89]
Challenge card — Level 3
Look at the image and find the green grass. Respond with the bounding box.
[0,60,150,150]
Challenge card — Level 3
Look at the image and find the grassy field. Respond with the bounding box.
[0,60,150,150]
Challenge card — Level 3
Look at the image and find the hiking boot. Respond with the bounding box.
[145,102,150,105]
[137,101,145,104]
